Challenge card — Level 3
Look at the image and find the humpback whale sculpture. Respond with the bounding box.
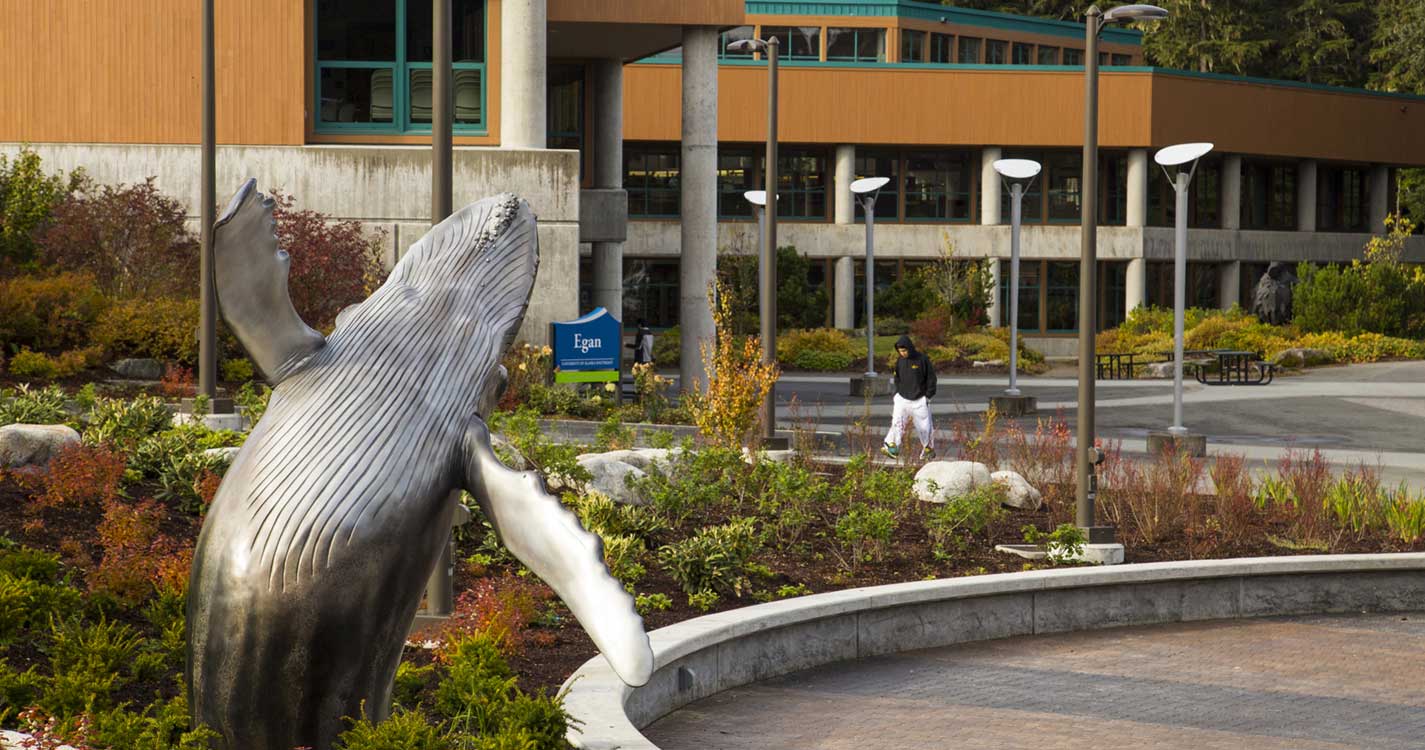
[187,180,653,749]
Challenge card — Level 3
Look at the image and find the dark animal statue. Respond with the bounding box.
[1251,261,1298,325]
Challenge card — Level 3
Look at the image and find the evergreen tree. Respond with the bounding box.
[1280,0,1370,86]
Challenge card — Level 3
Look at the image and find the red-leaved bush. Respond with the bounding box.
[436,573,553,658]
[20,443,126,511]
[88,496,195,604]
[158,363,195,398]
[270,191,387,331]
[36,176,197,299]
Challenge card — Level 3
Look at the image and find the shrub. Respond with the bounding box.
[220,358,255,383]
[878,272,939,323]
[36,176,197,299]
[777,328,855,364]
[1022,523,1087,563]
[0,272,108,353]
[631,362,673,422]
[158,364,195,398]
[234,381,273,427]
[1386,492,1425,544]
[657,517,763,597]
[83,395,173,447]
[1206,454,1257,548]
[792,349,854,371]
[685,282,780,449]
[833,503,897,573]
[270,191,387,331]
[88,497,174,605]
[0,384,69,425]
[7,349,58,380]
[1294,216,1425,338]
[43,617,144,712]
[337,708,452,750]
[23,442,126,511]
[1098,443,1203,546]
[925,483,1006,555]
[436,573,552,656]
[567,490,665,541]
[0,147,77,273]
[652,325,680,367]
[92,297,201,365]
[0,572,83,645]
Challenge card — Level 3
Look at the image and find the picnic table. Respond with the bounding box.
[1095,352,1140,380]
[1194,349,1276,386]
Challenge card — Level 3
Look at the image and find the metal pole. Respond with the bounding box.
[426,0,455,620]
[864,197,876,377]
[1170,170,1189,435]
[432,0,453,224]
[760,38,779,442]
[198,0,217,400]
[1008,183,1023,396]
[1076,7,1101,530]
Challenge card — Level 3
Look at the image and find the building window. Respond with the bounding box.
[1318,165,1369,232]
[1242,161,1297,230]
[999,261,1041,333]
[986,39,1009,64]
[720,26,756,58]
[930,32,954,63]
[1012,43,1034,65]
[759,26,821,60]
[1111,53,1133,66]
[1100,152,1127,226]
[1045,152,1082,223]
[1037,46,1060,65]
[1062,48,1083,65]
[855,150,900,220]
[779,148,829,219]
[1100,261,1127,330]
[958,37,982,63]
[827,27,886,62]
[900,29,926,63]
[717,148,759,219]
[623,259,681,328]
[1150,156,1223,228]
[904,151,974,222]
[625,143,680,218]
[1147,262,1219,309]
[315,0,487,133]
[1045,262,1078,332]
[547,64,583,151]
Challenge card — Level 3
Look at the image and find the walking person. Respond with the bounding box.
[628,319,655,366]
[881,334,937,460]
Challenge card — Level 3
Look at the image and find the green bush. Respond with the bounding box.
[792,348,854,371]
[0,383,70,425]
[778,328,856,371]
[926,484,1006,555]
[657,517,763,597]
[7,348,58,380]
[0,272,109,353]
[0,572,84,645]
[92,297,201,365]
[834,503,897,571]
[653,325,680,367]
[221,358,255,383]
[84,394,173,447]
[0,147,77,273]
[337,708,452,750]
[1294,260,1425,338]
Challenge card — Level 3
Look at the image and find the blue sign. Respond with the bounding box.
[551,307,621,381]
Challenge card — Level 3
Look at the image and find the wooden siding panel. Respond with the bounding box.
[1,0,305,145]
[624,64,1153,147]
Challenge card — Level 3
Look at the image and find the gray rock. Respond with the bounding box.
[971,359,1006,368]
[991,470,1043,510]
[587,448,681,473]
[0,423,81,468]
[110,358,165,380]
[1273,347,1333,369]
[575,455,649,505]
[914,460,993,503]
[1144,361,1174,379]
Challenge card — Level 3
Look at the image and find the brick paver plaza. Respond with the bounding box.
[644,613,1425,749]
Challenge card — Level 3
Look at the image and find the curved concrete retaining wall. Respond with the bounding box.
[561,554,1425,749]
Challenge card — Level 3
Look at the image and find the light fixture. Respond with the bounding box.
[1154,142,1214,168]
[1103,3,1169,22]
[744,189,767,207]
[992,159,1042,181]
[726,38,764,54]
[850,176,890,196]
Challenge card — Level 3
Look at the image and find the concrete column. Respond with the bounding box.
[1369,165,1391,234]
[1222,154,1242,230]
[987,258,1002,328]
[1297,160,1317,232]
[679,27,718,392]
[1125,257,1147,313]
[833,256,855,329]
[591,59,624,319]
[834,144,856,225]
[1127,148,1149,227]
[500,0,547,149]
[980,147,1002,225]
[1218,260,1241,311]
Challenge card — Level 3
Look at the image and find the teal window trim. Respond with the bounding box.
[745,1,1143,46]
[314,0,488,136]
[826,27,886,62]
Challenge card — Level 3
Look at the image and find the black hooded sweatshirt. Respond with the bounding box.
[891,335,936,401]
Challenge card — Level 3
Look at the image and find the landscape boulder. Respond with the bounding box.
[0,423,81,468]
[574,453,649,505]
[991,470,1043,510]
[1272,347,1333,369]
[914,460,993,503]
[110,358,165,380]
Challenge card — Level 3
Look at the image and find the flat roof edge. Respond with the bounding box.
[745,0,1142,45]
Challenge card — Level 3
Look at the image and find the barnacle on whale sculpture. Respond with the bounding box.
[186,179,653,749]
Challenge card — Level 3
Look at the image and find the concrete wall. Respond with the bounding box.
[1,142,580,344]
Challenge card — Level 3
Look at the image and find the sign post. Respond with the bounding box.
[552,308,623,396]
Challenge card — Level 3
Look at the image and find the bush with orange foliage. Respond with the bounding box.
[20,443,125,511]
[87,496,196,605]
[158,363,195,398]
[436,573,553,658]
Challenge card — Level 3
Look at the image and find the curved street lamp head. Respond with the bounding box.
[743,189,768,207]
[993,158,1042,181]
[727,38,766,54]
[1103,4,1169,22]
[1154,142,1214,168]
[850,176,890,196]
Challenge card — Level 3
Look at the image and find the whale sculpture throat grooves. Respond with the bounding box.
[187,180,653,750]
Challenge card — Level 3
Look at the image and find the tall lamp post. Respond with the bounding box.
[850,177,890,396]
[1077,3,1167,542]
[197,0,218,404]
[1147,142,1214,459]
[728,36,782,446]
[990,159,1041,417]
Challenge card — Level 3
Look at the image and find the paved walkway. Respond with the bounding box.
[644,613,1425,750]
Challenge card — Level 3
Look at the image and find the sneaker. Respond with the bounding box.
[921,446,936,460]
[880,444,899,459]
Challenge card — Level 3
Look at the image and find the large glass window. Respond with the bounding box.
[1149,156,1222,228]
[546,64,583,151]
[717,148,759,219]
[721,26,756,58]
[759,26,820,60]
[1045,152,1082,222]
[827,27,886,62]
[986,39,1009,64]
[623,259,681,329]
[855,150,900,220]
[1012,43,1034,65]
[1111,53,1133,66]
[1100,152,1127,225]
[904,151,974,222]
[1062,48,1084,65]
[316,0,487,132]
[900,29,926,63]
[779,148,829,219]
[625,143,680,218]
[1037,46,1060,65]
[930,33,954,63]
[1242,161,1297,230]
[1147,262,1218,309]
[1045,262,1079,333]
[999,261,1041,333]
[1318,165,1369,232]
[958,37,982,63]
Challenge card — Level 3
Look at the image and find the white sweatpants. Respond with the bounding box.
[884,394,933,449]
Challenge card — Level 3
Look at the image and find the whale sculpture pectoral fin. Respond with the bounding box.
[212,179,327,384]
[461,417,654,687]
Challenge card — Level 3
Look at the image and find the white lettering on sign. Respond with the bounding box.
[573,333,602,354]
